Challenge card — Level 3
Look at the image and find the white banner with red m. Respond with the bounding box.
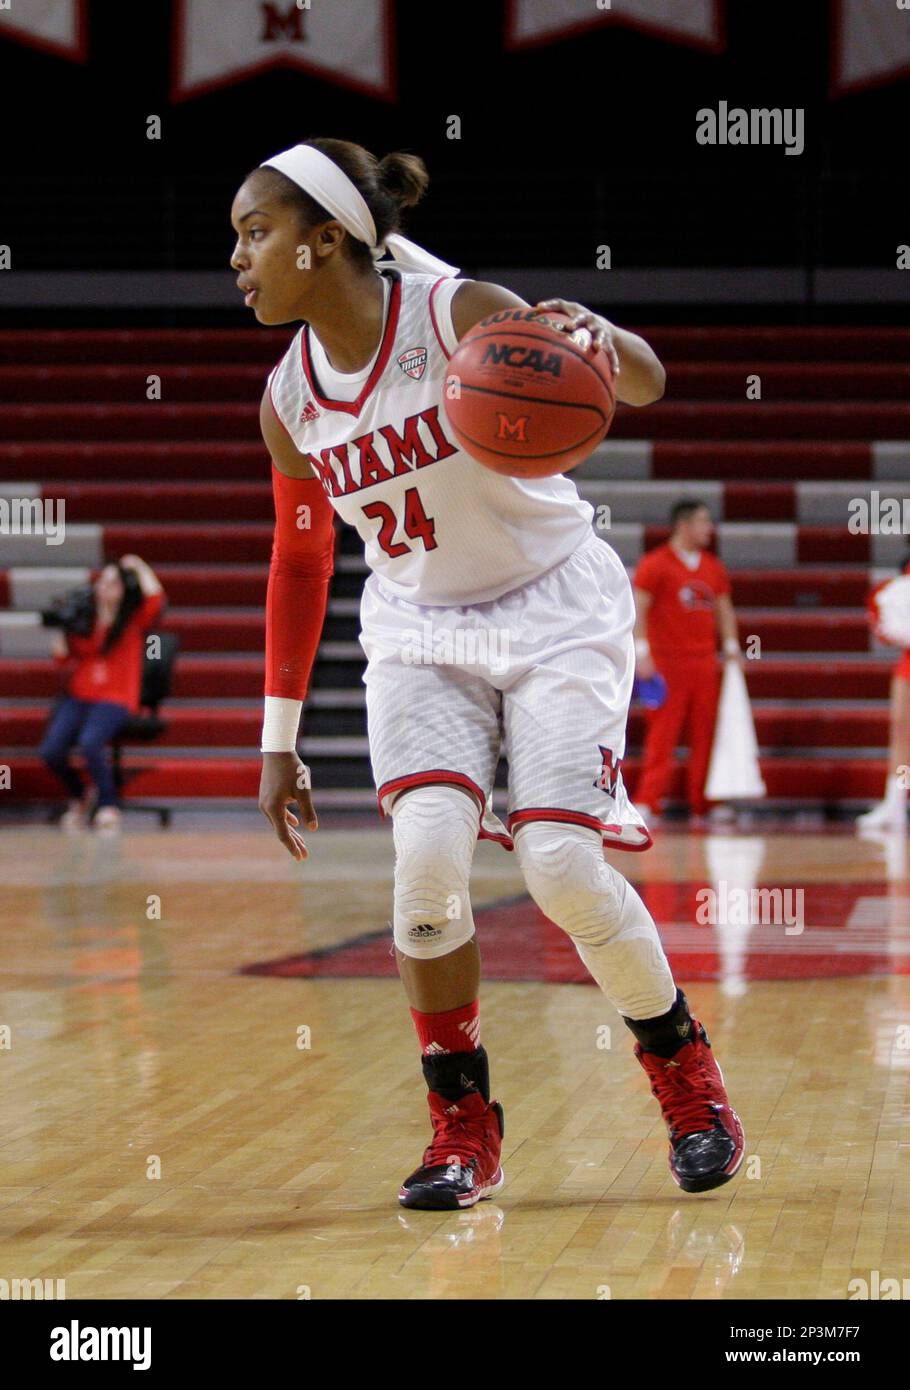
[0,0,87,61]
[171,0,395,102]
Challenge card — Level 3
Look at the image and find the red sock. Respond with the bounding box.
[410,1000,480,1055]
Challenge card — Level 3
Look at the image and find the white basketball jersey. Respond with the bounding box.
[267,268,594,606]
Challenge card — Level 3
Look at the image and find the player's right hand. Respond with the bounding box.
[259,751,317,860]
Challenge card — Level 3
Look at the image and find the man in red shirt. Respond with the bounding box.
[41,554,165,832]
[632,501,741,823]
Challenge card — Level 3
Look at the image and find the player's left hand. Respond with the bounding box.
[533,299,621,378]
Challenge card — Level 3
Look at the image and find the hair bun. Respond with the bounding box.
[377,151,429,210]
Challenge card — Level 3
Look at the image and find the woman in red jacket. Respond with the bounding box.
[40,554,165,833]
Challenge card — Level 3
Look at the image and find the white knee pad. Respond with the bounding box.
[514,819,675,1018]
[392,784,478,960]
[514,820,627,946]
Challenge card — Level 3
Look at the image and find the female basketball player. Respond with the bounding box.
[857,554,910,830]
[232,137,744,1208]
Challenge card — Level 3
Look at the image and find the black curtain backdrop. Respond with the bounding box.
[0,0,907,284]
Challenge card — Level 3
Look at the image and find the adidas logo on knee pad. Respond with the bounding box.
[408,923,442,941]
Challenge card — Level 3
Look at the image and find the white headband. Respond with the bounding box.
[260,143,459,279]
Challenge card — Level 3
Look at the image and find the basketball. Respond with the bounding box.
[442,308,616,478]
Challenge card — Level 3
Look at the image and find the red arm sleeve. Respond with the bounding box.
[265,464,336,699]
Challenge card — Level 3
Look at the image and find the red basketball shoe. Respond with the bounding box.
[399,1090,505,1210]
[635,1020,744,1193]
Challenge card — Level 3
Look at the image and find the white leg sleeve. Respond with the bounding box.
[514,820,676,1019]
[391,784,478,960]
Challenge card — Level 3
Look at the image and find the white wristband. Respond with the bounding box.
[261,696,303,753]
[723,639,741,657]
[634,638,650,659]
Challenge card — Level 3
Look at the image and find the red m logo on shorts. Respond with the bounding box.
[594,745,620,796]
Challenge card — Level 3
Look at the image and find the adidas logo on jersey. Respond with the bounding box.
[299,400,320,424]
[397,346,427,380]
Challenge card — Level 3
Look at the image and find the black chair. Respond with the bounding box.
[111,630,180,827]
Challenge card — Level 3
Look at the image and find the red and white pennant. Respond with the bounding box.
[0,0,88,61]
[5,1,906,106]
[504,0,725,52]
[171,0,395,102]
[830,0,910,96]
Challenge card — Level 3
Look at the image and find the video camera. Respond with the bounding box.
[40,569,142,637]
[40,584,97,637]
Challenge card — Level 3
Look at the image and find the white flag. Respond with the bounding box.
[705,662,766,802]
[172,0,394,102]
[832,0,910,96]
[0,0,86,61]
[506,0,724,51]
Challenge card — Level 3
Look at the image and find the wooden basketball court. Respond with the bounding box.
[1,815,907,1301]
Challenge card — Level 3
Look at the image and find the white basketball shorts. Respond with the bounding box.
[359,529,651,853]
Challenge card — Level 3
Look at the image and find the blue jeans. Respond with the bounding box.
[39,696,132,809]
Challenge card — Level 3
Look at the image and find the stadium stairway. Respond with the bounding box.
[2,326,909,815]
